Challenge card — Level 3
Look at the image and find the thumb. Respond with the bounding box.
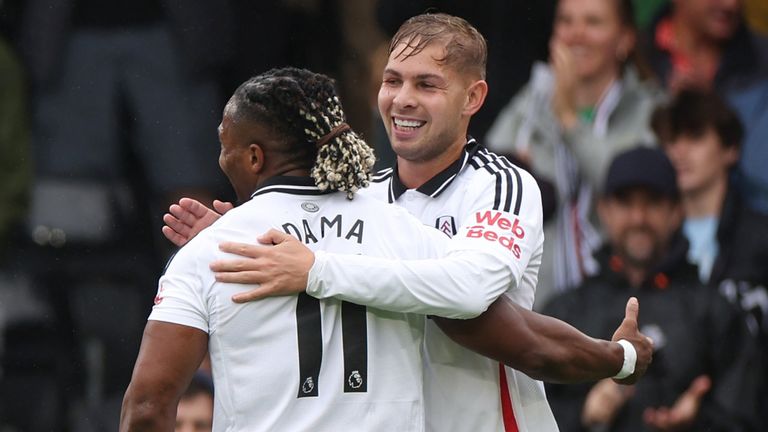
[686,375,711,399]
[624,297,639,324]
[258,228,293,245]
[213,200,235,214]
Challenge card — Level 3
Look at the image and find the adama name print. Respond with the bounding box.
[282,214,364,244]
[464,210,525,258]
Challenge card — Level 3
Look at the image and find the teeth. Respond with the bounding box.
[394,118,424,129]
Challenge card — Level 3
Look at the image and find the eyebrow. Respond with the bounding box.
[382,68,401,77]
[382,68,445,82]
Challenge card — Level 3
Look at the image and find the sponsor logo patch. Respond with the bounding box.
[463,211,526,258]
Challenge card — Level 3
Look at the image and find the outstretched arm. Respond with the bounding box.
[211,231,652,384]
[120,321,208,431]
[433,296,653,385]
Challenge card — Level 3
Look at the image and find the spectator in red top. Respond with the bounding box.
[642,0,768,214]
[643,0,768,93]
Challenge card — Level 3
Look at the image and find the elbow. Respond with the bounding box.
[463,294,492,319]
[441,291,490,319]
[504,348,551,381]
[442,265,503,319]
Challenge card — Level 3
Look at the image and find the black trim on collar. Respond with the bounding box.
[389,137,482,201]
[250,176,333,198]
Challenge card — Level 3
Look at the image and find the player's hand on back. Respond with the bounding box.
[162,198,233,247]
[212,229,315,303]
[611,297,654,385]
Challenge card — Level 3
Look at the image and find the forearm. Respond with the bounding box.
[120,388,177,432]
[308,249,513,319]
[434,295,623,383]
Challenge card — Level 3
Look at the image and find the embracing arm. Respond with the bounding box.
[434,295,653,384]
[306,248,512,319]
[210,229,511,319]
[120,321,208,431]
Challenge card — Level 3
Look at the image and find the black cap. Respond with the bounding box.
[603,147,678,198]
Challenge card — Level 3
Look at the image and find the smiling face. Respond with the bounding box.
[675,0,742,42]
[378,41,485,166]
[552,0,634,81]
[663,128,739,196]
[599,188,682,268]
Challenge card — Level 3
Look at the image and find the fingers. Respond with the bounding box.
[257,228,294,245]
[687,375,711,399]
[232,285,273,303]
[624,297,639,324]
[169,203,201,229]
[178,198,212,218]
[161,225,188,247]
[213,199,235,214]
[210,256,262,274]
[217,241,264,259]
[163,212,190,236]
[643,406,670,428]
[162,211,196,246]
[215,269,265,285]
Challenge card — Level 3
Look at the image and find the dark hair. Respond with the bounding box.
[230,67,375,198]
[389,13,487,79]
[609,0,653,80]
[651,89,744,149]
[182,372,214,400]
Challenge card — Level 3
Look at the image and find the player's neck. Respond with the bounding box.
[250,165,312,196]
[396,139,465,189]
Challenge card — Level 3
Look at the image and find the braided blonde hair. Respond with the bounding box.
[231,67,375,198]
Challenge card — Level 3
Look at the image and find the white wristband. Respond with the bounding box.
[613,339,637,380]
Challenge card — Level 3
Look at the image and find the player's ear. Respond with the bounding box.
[463,79,488,116]
[248,143,265,174]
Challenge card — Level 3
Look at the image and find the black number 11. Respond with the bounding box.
[295,293,368,398]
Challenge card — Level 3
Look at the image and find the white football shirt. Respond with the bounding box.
[306,139,560,431]
[149,176,451,432]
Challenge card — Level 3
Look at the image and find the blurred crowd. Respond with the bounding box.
[0,0,766,431]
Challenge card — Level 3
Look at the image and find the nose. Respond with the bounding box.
[557,20,584,46]
[392,82,417,110]
[627,200,650,226]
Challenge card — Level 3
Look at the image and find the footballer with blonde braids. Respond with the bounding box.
[121,67,456,430]
[160,14,654,432]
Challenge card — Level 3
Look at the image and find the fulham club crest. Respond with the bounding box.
[435,215,457,237]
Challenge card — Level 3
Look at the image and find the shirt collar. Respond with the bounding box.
[250,176,333,198]
[389,137,481,201]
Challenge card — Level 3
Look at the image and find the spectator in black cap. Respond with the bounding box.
[542,146,761,431]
